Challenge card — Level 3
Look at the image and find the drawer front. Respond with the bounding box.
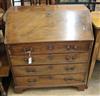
[15,73,85,87]
[8,42,90,55]
[11,53,89,65]
[13,64,88,76]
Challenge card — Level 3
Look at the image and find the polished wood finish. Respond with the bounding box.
[13,64,88,76]
[8,41,90,55]
[10,53,89,65]
[5,5,94,92]
[5,5,93,44]
[89,11,100,79]
[14,73,85,87]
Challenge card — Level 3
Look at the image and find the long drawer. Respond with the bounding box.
[12,64,88,76]
[8,42,90,55]
[10,53,89,65]
[14,73,85,87]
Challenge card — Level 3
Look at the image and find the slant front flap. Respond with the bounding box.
[5,5,94,44]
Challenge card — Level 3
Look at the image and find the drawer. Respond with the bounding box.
[12,64,88,76]
[15,73,85,87]
[8,41,90,55]
[11,53,89,65]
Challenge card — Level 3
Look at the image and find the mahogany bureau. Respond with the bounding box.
[4,5,94,92]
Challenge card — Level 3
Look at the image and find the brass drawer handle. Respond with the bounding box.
[65,45,70,50]
[72,45,78,50]
[65,45,78,50]
[64,78,83,82]
[27,79,37,83]
[65,56,76,61]
[47,44,54,50]
[26,68,36,72]
[65,67,75,71]
[64,78,73,81]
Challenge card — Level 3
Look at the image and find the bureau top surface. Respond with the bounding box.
[91,11,100,29]
[5,5,94,44]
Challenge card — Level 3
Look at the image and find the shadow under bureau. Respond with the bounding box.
[4,5,94,92]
